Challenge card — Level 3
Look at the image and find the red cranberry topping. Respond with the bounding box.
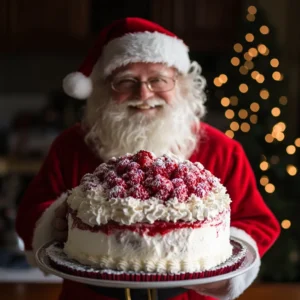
[172,163,189,179]
[108,177,127,189]
[150,158,168,177]
[171,178,188,201]
[133,150,155,169]
[104,170,118,186]
[128,184,149,200]
[86,150,215,202]
[146,174,173,201]
[184,172,198,190]
[81,174,100,191]
[191,182,210,198]
[123,169,145,187]
[171,178,185,188]
[116,158,131,175]
[109,185,126,198]
[126,161,141,171]
[164,157,178,176]
[94,164,114,180]
[172,185,189,202]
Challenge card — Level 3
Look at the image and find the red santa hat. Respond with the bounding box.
[63,17,191,99]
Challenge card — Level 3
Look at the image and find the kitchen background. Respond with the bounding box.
[0,0,300,298]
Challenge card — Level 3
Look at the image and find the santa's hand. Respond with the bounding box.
[185,279,230,298]
[52,200,68,242]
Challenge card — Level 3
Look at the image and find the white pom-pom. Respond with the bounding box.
[62,72,92,100]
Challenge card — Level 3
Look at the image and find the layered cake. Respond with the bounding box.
[63,150,232,274]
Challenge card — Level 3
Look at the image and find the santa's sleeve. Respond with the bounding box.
[15,135,68,266]
[201,142,280,300]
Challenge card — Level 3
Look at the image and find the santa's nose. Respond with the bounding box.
[135,82,154,101]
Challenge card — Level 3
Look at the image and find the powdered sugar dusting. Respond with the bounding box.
[67,150,231,226]
[78,150,226,202]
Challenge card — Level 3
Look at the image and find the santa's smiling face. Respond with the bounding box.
[83,62,207,161]
[109,63,177,110]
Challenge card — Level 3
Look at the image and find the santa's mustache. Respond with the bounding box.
[125,98,166,108]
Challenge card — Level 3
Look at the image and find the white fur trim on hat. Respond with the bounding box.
[63,72,92,99]
[94,31,191,78]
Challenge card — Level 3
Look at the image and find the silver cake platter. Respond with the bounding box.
[35,236,258,289]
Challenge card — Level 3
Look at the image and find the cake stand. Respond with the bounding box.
[36,237,258,300]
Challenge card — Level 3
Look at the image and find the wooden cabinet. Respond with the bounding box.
[151,0,242,52]
[1,0,91,52]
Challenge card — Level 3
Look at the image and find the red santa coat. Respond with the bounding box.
[16,122,280,300]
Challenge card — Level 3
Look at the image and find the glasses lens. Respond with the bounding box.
[112,76,175,92]
[149,77,175,92]
[112,78,137,92]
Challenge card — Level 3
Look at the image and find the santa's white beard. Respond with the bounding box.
[84,95,199,162]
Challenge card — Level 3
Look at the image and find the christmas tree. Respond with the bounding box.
[214,4,300,281]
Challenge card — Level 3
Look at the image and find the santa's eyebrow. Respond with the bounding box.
[113,70,136,79]
[112,69,174,80]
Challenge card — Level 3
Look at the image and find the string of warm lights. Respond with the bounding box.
[215,5,300,231]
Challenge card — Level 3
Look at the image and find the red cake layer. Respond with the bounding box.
[69,208,225,236]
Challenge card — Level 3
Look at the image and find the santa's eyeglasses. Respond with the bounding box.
[111,76,177,93]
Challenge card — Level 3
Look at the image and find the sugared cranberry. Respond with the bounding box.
[171,178,188,201]
[81,174,99,190]
[107,177,127,189]
[172,163,189,179]
[133,150,155,169]
[187,164,202,177]
[126,162,140,171]
[105,170,117,180]
[94,164,113,180]
[128,184,149,200]
[192,182,210,198]
[207,176,219,189]
[147,174,173,201]
[151,159,168,177]
[123,169,145,186]
[116,158,131,175]
[91,151,215,202]
[172,185,189,202]
[164,158,178,176]
[81,173,96,184]
[104,170,118,187]
[194,162,204,171]
[171,178,185,188]
[109,186,126,198]
[184,172,198,190]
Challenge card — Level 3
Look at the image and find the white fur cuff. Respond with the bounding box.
[226,227,261,300]
[30,193,68,265]
[198,227,260,300]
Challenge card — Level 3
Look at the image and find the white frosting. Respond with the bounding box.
[67,184,231,226]
[64,210,232,273]
[64,155,233,273]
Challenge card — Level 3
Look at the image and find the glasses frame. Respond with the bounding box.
[110,76,177,93]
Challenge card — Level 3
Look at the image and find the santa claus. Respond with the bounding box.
[16,17,280,300]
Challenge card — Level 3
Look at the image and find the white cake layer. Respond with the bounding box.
[64,210,232,273]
